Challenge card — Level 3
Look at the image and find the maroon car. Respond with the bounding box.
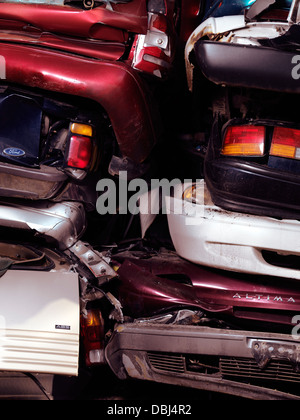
[0,0,201,208]
[103,249,300,400]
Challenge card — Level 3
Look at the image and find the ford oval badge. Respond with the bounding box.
[3,147,26,157]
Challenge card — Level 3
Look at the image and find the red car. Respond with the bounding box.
[0,0,201,204]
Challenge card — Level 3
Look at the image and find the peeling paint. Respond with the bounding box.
[122,353,152,381]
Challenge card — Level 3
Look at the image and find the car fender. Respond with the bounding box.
[0,43,157,163]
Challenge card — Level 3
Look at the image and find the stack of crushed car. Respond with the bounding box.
[109,0,300,400]
[0,0,298,401]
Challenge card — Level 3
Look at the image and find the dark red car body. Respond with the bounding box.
[0,0,201,164]
[104,250,300,400]
[0,1,151,163]
[114,250,300,333]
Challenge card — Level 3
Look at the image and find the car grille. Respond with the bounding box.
[147,352,185,374]
[220,357,300,383]
[147,352,300,384]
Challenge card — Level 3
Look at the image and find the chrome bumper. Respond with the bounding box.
[0,200,86,250]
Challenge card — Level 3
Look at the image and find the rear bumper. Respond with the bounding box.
[0,161,67,201]
[106,323,300,400]
[194,40,300,93]
[166,182,300,280]
[205,158,300,220]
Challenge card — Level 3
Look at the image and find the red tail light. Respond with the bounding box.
[67,135,92,169]
[80,309,105,367]
[222,125,265,156]
[270,126,300,159]
[130,12,171,78]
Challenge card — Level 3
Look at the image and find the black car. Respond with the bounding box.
[186,0,300,220]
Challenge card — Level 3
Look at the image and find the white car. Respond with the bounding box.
[166,180,300,280]
[0,200,118,399]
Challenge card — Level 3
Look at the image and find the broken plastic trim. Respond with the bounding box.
[246,0,300,22]
[246,0,277,20]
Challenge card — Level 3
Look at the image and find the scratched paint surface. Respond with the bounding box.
[0,0,65,4]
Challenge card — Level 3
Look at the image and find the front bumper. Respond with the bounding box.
[166,181,300,280]
[0,162,67,201]
[106,322,300,400]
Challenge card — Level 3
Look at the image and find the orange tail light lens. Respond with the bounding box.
[270,126,300,160]
[70,123,93,137]
[222,126,266,156]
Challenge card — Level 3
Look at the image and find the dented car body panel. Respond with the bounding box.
[0,1,148,40]
[0,42,156,164]
[0,200,86,250]
[0,0,168,199]
[0,0,204,207]
[114,249,300,331]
